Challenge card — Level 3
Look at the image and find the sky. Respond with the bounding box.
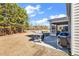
[17,3,66,26]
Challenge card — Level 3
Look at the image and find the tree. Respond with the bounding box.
[0,3,29,35]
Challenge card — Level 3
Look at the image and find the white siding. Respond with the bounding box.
[71,3,79,56]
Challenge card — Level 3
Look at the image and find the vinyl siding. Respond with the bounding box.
[71,3,79,56]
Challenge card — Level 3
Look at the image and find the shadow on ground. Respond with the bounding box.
[26,35,35,41]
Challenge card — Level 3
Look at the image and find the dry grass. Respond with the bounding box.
[0,32,68,56]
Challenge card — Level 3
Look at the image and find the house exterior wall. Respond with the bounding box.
[50,22,68,35]
[49,17,68,36]
[57,25,68,32]
[50,23,56,36]
[70,3,79,56]
[67,3,79,56]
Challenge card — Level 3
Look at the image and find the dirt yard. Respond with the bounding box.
[0,31,68,56]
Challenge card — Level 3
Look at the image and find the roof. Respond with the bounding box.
[49,17,69,25]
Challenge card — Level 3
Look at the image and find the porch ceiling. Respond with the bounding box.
[50,17,69,25]
[52,21,68,25]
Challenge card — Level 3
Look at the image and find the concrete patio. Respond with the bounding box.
[34,35,69,55]
[43,35,69,53]
[26,31,69,55]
